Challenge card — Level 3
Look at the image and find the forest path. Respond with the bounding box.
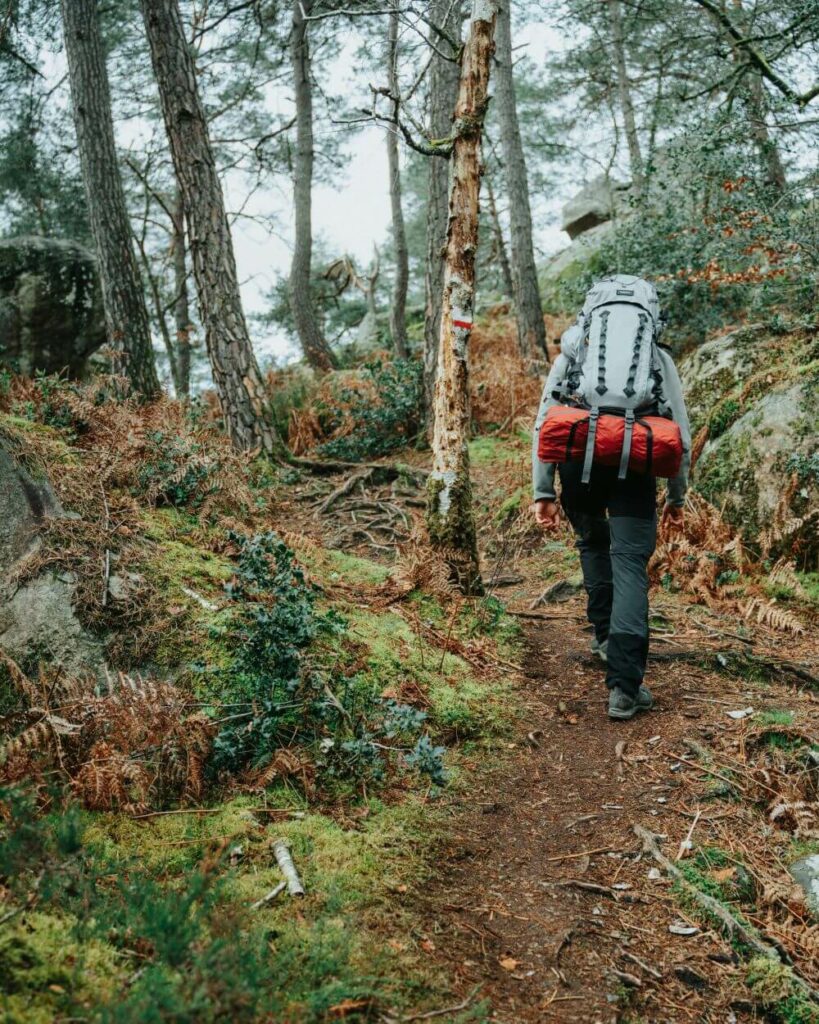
[417,599,764,1023]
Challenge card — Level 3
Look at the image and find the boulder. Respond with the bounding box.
[0,235,105,377]
[560,175,629,239]
[0,441,62,576]
[789,855,819,918]
[680,324,816,542]
[0,437,105,674]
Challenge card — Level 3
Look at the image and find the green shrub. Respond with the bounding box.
[316,360,423,461]
[206,532,442,789]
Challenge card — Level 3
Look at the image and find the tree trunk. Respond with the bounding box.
[61,0,159,397]
[289,0,338,372]
[493,1,546,367]
[386,10,409,359]
[723,1,786,192]
[139,0,280,455]
[423,0,463,432]
[426,0,497,596]
[484,162,514,299]
[172,189,193,398]
[608,0,644,197]
[745,73,786,191]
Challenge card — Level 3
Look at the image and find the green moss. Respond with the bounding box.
[428,677,511,738]
[468,435,521,465]
[707,396,742,439]
[745,957,819,1024]
[758,709,796,728]
[0,910,123,1023]
[696,432,760,535]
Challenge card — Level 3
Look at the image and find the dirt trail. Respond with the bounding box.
[417,598,795,1023]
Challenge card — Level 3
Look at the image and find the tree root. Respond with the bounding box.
[288,454,428,485]
[634,825,819,1005]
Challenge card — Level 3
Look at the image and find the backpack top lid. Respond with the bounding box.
[581,274,660,325]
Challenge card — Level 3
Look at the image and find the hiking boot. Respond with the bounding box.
[636,684,654,710]
[608,685,654,720]
[608,687,638,719]
[591,637,608,663]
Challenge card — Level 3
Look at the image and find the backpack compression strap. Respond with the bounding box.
[618,410,635,480]
[581,407,599,484]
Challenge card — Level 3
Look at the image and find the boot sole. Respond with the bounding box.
[608,704,639,720]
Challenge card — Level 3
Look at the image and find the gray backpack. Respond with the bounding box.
[559,274,666,482]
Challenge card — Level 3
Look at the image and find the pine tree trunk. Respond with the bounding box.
[426,0,497,596]
[289,0,338,372]
[423,0,463,431]
[386,11,409,359]
[61,0,159,397]
[172,190,193,398]
[493,2,546,368]
[745,73,787,192]
[484,164,514,299]
[608,0,644,197]
[139,0,280,455]
[720,2,786,192]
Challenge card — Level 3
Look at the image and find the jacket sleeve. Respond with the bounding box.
[532,352,570,502]
[658,349,691,507]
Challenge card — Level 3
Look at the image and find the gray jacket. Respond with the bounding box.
[531,347,691,507]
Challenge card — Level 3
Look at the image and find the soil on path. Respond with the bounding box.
[415,595,816,1023]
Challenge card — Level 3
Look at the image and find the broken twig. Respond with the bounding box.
[272,839,305,896]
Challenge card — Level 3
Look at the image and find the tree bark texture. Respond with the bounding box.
[423,0,463,428]
[386,11,409,358]
[724,2,786,192]
[484,163,514,299]
[172,189,193,397]
[493,2,546,367]
[139,0,280,454]
[289,0,338,372]
[608,0,644,197]
[61,0,160,397]
[426,0,498,596]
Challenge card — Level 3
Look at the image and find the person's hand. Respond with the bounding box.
[661,502,685,533]
[533,499,561,530]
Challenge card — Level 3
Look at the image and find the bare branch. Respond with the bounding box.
[691,0,819,108]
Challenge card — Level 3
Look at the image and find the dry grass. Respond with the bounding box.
[469,311,543,433]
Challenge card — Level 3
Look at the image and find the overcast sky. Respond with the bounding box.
[226,17,572,364]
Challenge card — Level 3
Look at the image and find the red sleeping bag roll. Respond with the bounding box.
[537,405,683,478]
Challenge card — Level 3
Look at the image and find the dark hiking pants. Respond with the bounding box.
[558,461,657,698]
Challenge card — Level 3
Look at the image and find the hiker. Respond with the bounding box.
[531,275,691,720]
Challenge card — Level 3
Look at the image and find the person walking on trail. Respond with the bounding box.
[531,274,691,720]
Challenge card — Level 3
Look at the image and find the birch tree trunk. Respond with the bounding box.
[61,0,159,398]
[608,0,644,197]
[493,2,546,367]
[289,0,338,372]
[386,10,409,359]
[426,0,498,596]
[172,190,193,398]
[139,0,280,455]
[423,0,463,430]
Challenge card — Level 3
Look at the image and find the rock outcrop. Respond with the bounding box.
[680,324,817,544]
[0,437,105,674]
[0,235,106,377]
[560,175,629,239]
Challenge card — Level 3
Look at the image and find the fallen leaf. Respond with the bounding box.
[500,957,520,971]
[420,938,435,953]
[710,867,735,883]
[328,998,371,1018]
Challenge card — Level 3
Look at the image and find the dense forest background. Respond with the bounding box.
[1,2,819,1022]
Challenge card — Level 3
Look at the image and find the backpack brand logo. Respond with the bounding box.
[616,289,635,296]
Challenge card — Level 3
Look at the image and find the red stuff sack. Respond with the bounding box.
[537,405,683,478]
